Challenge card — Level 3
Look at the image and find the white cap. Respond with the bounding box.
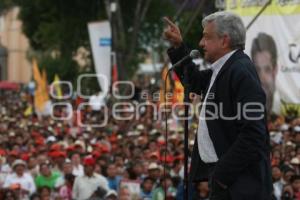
[74,140,85,149]
[128,130,140,136]
[294,126,300,132]
[286,141,296,147]
[86,126,92,132]
[137,124,145,131]
[150,129,158,135]
[105,190,117,197]
[291,157,300,165]
[46,136,57,143]
[12,159,26,169]
[148,162,160,170]
[9,132,16,137]
[280,124,289,131]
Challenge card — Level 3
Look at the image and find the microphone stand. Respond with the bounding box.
[183,63,190,200]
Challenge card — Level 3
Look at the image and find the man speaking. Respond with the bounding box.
[163,11,272,200]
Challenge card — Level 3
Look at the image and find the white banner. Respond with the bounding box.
[227,1,300,115]
[88,21,111,94]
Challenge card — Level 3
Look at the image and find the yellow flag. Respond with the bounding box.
[33,59,42,84]
[173,73,184,103]
[159,65,171,104]
[33,59,49,112]
[24,105,33,116]
[53,74,63,99]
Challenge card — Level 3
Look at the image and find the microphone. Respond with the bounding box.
[171,49,201,69]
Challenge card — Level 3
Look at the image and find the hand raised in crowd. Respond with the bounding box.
[162,17,183,48]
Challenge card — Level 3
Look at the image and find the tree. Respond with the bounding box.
[12,0,177,81]
[105,0,177,78]
[12,0,216,84]
[0,0,14,14]
[11,0,104,84]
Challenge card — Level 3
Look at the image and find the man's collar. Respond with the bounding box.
[211,50,237,72]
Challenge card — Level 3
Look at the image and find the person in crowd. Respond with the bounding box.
[37,186,52,200]
[106,163,122,191]
[71,152,84,177]
[118,186,131,200]
[72,156,109,200]
[58,173,75,200]
[152,174,176,200]
[272,165,284,200]
[193,181,209,200]
[55,159,73,188]
[35,163,60,189]
[2,189,18,200]
[290,175,300,199]
[140,176,154,199]
[3,159,36,198]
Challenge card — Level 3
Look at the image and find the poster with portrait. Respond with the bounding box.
[226,0,300,116]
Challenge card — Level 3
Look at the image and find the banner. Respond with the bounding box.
[88,21,112,95]
[226,0,300,115]
[52,74,63,99]
[33,59,51,115]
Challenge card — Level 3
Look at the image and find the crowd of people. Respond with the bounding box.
[0,81,300,200]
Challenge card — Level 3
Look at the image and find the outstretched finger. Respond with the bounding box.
[163,16,177,28]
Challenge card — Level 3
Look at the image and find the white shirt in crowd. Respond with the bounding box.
[72,164,84,177]
[72,173,109,200]
[88,92,106,111]
[198,50,236,163]
[3,172,36,195]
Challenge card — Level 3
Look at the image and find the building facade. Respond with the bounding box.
[0,7,31,83]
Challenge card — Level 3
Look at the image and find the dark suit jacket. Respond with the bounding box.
[168,44,273,200]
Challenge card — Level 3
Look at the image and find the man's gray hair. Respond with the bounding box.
[202,11,246,50]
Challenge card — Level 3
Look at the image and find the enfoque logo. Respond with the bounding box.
[50,74,265,127]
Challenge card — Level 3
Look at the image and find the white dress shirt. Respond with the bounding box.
[198,50,236,163]
[72,173,109,200]
[3,172,36,195]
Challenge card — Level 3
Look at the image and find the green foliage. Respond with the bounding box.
[11,0,215,87]
[15,0,103,53]
[77,69,101,97]
[10,0,104,85]
[179,11,204,50]
[0,0,14,14]
[139,0,176,54]
[38,55,79,84]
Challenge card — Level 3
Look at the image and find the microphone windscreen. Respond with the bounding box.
[189,50,201,59]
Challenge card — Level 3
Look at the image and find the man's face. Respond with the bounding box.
[115,156,124,166]
[84,165,94,176]
[284,171,295,182]
[71,153,81,165]
[119,188,130,200]
[41,165,51,176]
[107,164,117,178]
[15,165,25,176]
[253,51,277,112]
[63,163,73,174]
[149,169,160,179]
[272,167,282,181]
[292,179,300,192]
[199,22,226,63]
[143,179,154,192]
